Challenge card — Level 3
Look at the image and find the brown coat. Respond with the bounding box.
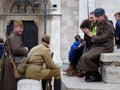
[0,31,28,90]
[25,42,59,80]
[77,19,114,71]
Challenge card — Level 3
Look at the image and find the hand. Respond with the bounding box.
[81,28,93,37]
[116,37,119,40]
[78,44,81,47]
[24,47,28,52]
[86,31,93,37]
[56,64,60,68]
[81,28,89,33]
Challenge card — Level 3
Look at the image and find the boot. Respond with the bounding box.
[85,71,92,81]
[54,79,61,90]
[77,70,86,77]
[42,79,48,90]
[66,68,78,77]
[92,71,102,81]
[63,64,73,72]
[85,71,102,82]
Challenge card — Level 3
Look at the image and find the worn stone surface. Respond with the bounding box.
[102,65,120,84]
[101,53,120,62]
[100,50,120,83]
[61,73,120,90]
[17,79,41,90]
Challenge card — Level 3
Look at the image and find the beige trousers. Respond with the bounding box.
[44,68,61,79]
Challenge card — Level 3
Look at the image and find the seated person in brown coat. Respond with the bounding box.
[25,35,61,90]
[77,8,114,82]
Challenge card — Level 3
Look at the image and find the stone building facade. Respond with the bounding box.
[0,0,120,64]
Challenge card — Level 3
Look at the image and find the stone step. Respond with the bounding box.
[61,72,120,90]
[100,51,120,83]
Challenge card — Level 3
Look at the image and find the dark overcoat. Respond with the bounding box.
[77,19,114,71]
[0,31,28,90]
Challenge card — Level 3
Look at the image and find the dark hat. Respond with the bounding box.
[14,20,23,27]
[94,8,105,17]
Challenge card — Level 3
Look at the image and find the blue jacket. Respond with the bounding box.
[68,41,80,63]
[0,43,4,58]
[115,20,120,38]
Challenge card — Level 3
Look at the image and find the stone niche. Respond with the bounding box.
[100,49,120,84]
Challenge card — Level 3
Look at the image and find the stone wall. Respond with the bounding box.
[96,0,120,26]
[61,0,79,63]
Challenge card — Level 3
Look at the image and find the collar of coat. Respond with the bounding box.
[97,19,108,26]
[10,31,21,36]
[41,42,49,48]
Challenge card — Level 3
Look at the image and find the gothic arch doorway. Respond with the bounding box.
[7,20,38,50]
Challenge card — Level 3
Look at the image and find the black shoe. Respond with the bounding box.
[85,76,102,82]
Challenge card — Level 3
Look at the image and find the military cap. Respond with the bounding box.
[14,20,23,27]
[94,8,105,17]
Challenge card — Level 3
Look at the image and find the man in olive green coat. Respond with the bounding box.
[77,8,114,82]
[25,35,61,90]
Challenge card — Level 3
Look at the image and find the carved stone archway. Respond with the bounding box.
[3,0,52,14]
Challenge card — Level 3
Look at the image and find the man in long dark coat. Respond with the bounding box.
[77,8,114,82]
[0,20,28,90]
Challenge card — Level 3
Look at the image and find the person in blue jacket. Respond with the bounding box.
[64,35,85,76]
[68,35,81,63]
[0,38,4,58]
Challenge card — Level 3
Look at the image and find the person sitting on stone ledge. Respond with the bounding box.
[64,35,85,76]
[77,12,98,77]
[25,35,61,90]
[76,8,114,82]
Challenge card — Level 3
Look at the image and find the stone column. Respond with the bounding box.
[0,15,6,40]
[50,16,62,65]
[49,0,62,65]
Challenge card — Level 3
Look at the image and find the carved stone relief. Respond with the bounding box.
[3,0,52,14]
[10,0,34,14]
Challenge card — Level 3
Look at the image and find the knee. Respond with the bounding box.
[56,68,61,75]
[55,68,61,79]
[81,54,89,62]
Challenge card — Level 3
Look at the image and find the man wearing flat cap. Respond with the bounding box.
[0,20,28,90]
[77,8,114,82]
[25,35,61,90]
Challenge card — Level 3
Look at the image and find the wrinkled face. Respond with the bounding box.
[89,13,97,23]
[95,15,105,23]
[115,15,120,21]
[14,26,23,35]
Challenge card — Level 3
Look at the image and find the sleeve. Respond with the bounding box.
[91,25,113,44]
[9,36,28,56]
[116,21,120,38]
[43,48,58,69]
